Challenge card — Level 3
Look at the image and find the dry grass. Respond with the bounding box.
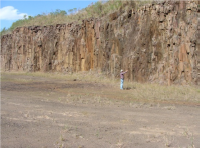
[1,0,155,36]
[1,71,199,105]
[127,82,200,103]
[1,0,162,41]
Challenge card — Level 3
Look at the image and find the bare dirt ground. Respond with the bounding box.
[1,72,200,148]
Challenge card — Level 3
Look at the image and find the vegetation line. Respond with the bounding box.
[0,0,153,36]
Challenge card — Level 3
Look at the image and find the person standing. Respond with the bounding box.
[120,69,128,90]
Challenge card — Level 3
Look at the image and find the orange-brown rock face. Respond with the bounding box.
[1,1,199,85]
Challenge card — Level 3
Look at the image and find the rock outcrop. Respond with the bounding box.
[1,0,199,85]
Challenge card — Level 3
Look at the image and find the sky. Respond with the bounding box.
[0,0,99,31]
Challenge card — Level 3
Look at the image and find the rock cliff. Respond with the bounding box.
[1,0,199,85]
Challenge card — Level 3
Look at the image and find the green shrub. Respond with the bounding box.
[0,27,7,36]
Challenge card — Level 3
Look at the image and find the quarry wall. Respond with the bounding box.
[1,1,199,85]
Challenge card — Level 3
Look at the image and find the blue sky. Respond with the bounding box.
[0,0,99,31]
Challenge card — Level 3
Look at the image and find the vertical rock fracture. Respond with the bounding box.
[1,1,199,85]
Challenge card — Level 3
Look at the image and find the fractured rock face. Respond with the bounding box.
[1,0,198,85]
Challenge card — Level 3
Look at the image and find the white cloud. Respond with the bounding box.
[0,6,28,20]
